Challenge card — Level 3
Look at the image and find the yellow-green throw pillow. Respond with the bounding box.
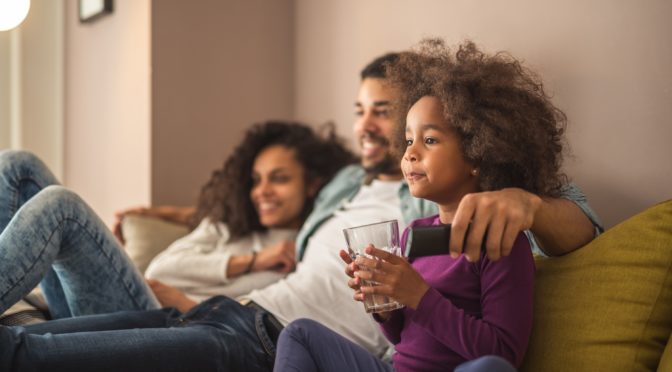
[658,332,672,371]
[521,200,672,371]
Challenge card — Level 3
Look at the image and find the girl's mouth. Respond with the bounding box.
[406,171,426,181]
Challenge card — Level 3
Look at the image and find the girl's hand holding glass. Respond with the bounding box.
[350,245,430,310]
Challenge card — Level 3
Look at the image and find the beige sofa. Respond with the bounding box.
[32,200,672,371]
[123,200,672,371]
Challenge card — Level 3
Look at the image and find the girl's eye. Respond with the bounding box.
[405,139,413,146]
[354,110,364,117]
[424,137,437,145]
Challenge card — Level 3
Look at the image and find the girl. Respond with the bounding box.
[0,121,355,318]
[274,39,568,371]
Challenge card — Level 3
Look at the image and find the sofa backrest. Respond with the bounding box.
[121,214,190,274]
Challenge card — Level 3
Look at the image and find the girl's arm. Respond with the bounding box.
[376,309,404,345]
[408,234,534,366]
[356,234,534,366]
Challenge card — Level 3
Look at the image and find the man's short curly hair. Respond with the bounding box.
[192,121,356,241]
[387,39,567,197]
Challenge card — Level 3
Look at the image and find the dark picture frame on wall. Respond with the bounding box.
[79,0,113,23]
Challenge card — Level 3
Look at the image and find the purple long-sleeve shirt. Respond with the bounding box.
[381,215,535,371]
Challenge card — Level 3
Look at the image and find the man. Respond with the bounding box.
[0,53,602,371]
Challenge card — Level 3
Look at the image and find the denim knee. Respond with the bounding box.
[36,185,78,206]
[0,150,42,171]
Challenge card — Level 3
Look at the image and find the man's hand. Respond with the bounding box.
[146,279,197,313]
[450,188,542,262]
[255,240,296,273]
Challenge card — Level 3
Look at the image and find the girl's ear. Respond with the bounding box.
[306,177,324,198]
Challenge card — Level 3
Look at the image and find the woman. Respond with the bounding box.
[0,121,355,318]
[274,39,568,371]
[144,121,357,310]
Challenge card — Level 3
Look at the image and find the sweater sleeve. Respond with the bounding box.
[405,233,535,367]
[145,219,234,288]
[378,309,405,344]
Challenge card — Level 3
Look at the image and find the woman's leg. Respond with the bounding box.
[0,298,274,372]
[0,185,159,316]
[274,318,393,372]
[0,150,70,316]
[0,150,59,232]
[22,307,177,335]
[0,316,226,371]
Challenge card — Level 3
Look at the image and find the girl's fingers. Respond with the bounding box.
[364,246,404,264]
[339,249,353,264]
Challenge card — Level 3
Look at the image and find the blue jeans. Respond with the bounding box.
[274,319,517,372]
[0,151,278,370]
[0,150,159,317]
[0,296,277,371]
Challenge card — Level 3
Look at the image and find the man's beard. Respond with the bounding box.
[363,152,400,177]
[360,132,401,179]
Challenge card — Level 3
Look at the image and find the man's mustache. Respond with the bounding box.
[361,131,390,146]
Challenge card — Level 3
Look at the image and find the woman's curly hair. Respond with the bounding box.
[386,39,567,197]
[192,121,356,241]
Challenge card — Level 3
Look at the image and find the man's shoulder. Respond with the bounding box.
[332,164,366,180]
[318,165,365,195]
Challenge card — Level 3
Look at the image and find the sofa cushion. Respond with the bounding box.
[521,200,672,371]
[658,332,672,371]
[121,215,190,274]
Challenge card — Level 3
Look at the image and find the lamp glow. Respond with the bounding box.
[0,0,31,31]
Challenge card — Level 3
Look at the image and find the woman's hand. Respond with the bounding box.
[146,279,197,313]
[255,240,296,273]
[353,245,430,310]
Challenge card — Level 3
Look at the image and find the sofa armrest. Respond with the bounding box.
[121,215,190,274]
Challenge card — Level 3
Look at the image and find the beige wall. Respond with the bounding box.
[151,0,295,207]
[0,0,63,176]
[65,0,151,225]
[294,0,672,228]
[60,0,295,225]
[20,0,64,178]
[0,32,9,148]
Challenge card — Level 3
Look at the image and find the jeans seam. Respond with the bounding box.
[10,178,46,215]
[60,215,148,311]
[255,311,276,357]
